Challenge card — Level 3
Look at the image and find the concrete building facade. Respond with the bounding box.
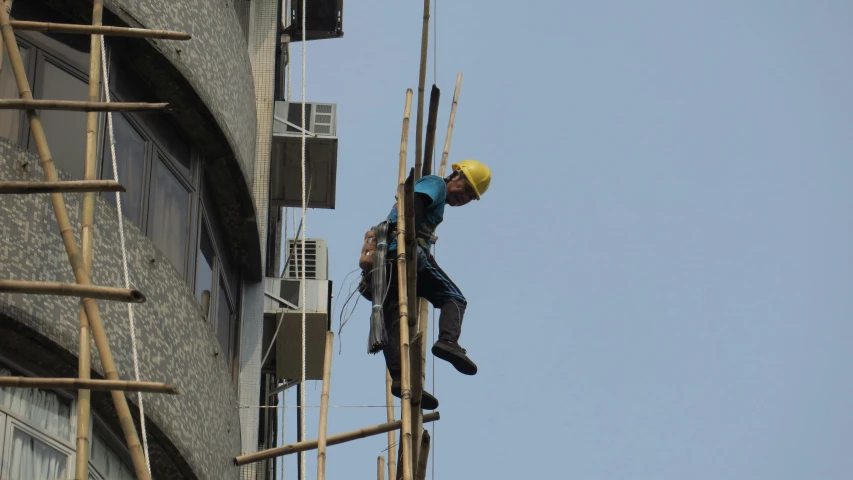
[0,0,321,478]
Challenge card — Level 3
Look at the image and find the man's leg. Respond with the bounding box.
[381,255,440,410]
[417,248,478,375]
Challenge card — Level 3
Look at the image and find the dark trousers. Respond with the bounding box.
[373,247,467,379]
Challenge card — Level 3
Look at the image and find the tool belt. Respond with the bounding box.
[358,221,437,272]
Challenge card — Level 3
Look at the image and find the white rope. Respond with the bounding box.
[100,37,151,474]
[299,0,307,477]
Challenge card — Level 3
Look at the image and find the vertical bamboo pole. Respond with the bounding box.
[403,155,421,472]
[385,369,397,480]
[414,431,431,480]
[414,0,431,181]
[0,8,150,480]
[438,73,463,177]
[422,85,440,177]
[76,2,103,478]
[316,332,334,480]
[395,88,414,480]
[378,455,386,480]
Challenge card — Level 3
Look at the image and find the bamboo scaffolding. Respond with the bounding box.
[414,0,431,181]
[316,332,334,480]
[438,73,463,177]
[0,180,124,193]
[410,299,430,467]
[422,85,440,177]
[76,3,103,478]
[385,369,397,480]
[395,89,415,480]
[378,456,386,480]
[0,377,181,394]
[233,413,441,466]
[0,8,150,479]
[9,20,191,40]
[0,99,168,111]
[0,280,145,303]
[403,158,423,472]
[414,431,431,480]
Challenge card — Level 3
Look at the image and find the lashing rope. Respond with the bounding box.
[99,37,151,474]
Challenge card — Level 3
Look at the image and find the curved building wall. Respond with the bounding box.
[0,140,241,479]
[102,0,257,188]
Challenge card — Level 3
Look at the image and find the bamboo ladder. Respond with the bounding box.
[0,2,189,479]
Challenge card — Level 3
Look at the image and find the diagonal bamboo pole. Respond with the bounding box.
[421,85,440,177]
[0,180,124,193]
[414,0,431,181]
[316,331,334,480]
[234,413,441,465]
[9,20,191,40]
[385,369,397,480]
[0,377,181,394]
[0,8,150,479]
[76,2,104,478]
[395,88,415,480]
[438,73,463,177]
[0,99,168,111]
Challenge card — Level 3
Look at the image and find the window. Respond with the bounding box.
[148,154,191,277]
[216,277,234,358]
[195,221,215,312]
[102,113,147,227]
[0,365,137,479]
[34,57,90,179]
[0,45,30,143]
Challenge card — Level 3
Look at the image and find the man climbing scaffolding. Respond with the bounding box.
[359,159,492,410]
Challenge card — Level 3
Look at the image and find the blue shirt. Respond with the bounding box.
[386,175,446,250]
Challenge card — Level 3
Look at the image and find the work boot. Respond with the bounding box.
[432,340,478,375]
[391,379,439,410]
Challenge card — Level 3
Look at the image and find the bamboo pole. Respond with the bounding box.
[0,180,124,193]
[316,332,334,480]
[378,456,386,480]
[414,0,431,181]
[395,89,415,480]
[76,3,103,478]
[234,413,441,466]
[0,280,145,303]
[0,8,150,479]
[9,20,191,40]
[422,85,440,177]
[403,161,422,472]
[0,99,169,111]
[0,377,181,394]
[385,369,397,480]
[414,431,431,480]
[438,73,463,177]
[410,298,430,466]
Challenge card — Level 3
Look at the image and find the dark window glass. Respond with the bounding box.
[196,221,214,310]
[0,45,29,143]
[148,156,190,275]
[216,279,233,358]
[102,113,145,226]
[36,59,89,179]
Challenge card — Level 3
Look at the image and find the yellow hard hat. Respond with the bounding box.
[452,159,491,200]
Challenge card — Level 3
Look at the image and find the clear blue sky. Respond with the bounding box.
[277,1,853,478]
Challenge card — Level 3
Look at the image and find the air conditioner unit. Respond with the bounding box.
[270,101,338,209]
[263,277,332,381]
[282,0,344,42]
[282,237,328,281]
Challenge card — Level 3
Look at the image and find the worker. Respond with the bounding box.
[359,159,491,410]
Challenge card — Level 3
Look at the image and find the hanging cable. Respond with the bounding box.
[299,0,308,477]
[100,37,151,474]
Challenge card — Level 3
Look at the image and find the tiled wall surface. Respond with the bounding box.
[0,140,242,480]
